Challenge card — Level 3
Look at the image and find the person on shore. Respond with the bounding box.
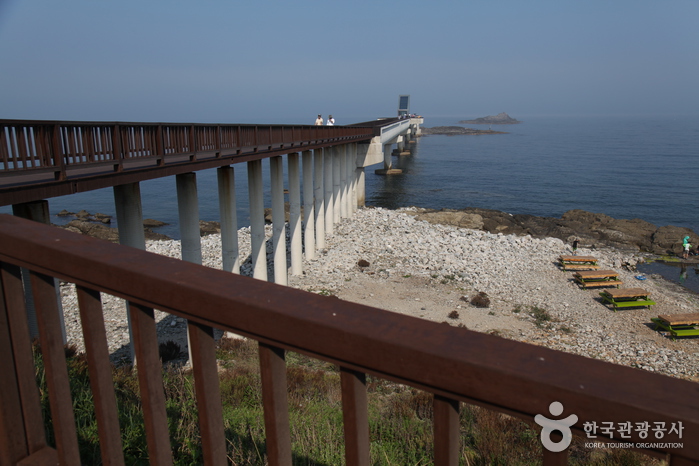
[572,238,579,256]
[326,115,335,126]
[314,115,323,126]
[682,236,691,259]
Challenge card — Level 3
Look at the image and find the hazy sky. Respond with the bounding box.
[1,1,697,124]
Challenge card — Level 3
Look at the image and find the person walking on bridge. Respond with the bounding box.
[326,115,335,126]
[314,114,323,125]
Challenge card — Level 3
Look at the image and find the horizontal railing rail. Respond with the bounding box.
[0,214,696,465]
[0,119,376,175]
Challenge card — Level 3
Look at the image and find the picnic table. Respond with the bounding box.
[651,313,699,340]
[559,255,600,271]
[573,270,622,289]
[599,288,655,311]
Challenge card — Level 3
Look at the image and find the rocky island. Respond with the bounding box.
[420,126,507,136]
[459,112,521,125]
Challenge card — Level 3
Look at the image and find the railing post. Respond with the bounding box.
[341,368,370,466]
[259,343,291,466]
[433,395,460,466]
[31,272,81,464]
[51,124,66,180]
[112,124,123,172]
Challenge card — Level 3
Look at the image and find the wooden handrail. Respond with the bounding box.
[0,214,696,464]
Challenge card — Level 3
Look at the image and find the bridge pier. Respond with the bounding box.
[287,153,302,276]
[324,147,334,236]
[217,166,240,274]
[302,150,316,260]
[332,147,341,224]
[339,145,348,219]
[247,160,267,281]
[314,148,326,249]
[114,183,147,362]
[270,156,287,286]
[176,173,203,265]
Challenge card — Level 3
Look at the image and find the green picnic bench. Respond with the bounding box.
[651,313,699,340]
[599,288,655,311]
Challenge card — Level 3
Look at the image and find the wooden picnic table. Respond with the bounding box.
[651,313,699,340]
[599,287,655,311]
[573,270,622,289]
[559,255,600,271]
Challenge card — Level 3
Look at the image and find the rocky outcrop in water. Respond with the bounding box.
[405,207,697,256]
[420,126,507,136]
[458,112,521,124]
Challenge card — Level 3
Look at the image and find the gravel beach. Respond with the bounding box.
[60,207,699,380]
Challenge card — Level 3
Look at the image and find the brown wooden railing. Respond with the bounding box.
[0,120,378,174]
[0,119,385,206]
[0,214,697,465]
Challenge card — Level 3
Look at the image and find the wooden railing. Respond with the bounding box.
[0,214,696,465]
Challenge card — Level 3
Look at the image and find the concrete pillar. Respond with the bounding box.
[288,153,302,276]
[357,168,366,207]
[349,143,358,213]
[12,200,66,343]
[396,135,405,153]
[247,160,267,281]
[270,156,287,285]
[176,173,202,265]
[333,147,341,224]
[217,166,240,274]
[323,147,334,235]
[339,144,348,219]
[314,148,326,249]
[302,150,316,259]
[114,183,147,362]
[383,143,393,170]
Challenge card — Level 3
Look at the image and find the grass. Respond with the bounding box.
[32,339,660,465]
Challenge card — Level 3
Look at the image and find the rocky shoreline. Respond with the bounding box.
[57,206,699,381]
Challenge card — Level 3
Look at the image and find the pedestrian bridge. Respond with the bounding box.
[0,117,696,465]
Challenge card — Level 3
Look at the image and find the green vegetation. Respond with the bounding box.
[34,340,658,465]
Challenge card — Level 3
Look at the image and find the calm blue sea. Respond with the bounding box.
[1,115,697,290]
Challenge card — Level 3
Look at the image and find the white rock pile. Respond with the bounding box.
[59,207,699,380]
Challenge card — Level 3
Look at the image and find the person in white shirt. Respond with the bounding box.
[326,115,335,126]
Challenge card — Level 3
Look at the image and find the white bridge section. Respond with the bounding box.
[355,117,422,172]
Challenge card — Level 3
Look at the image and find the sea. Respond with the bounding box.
[2,114,698,292]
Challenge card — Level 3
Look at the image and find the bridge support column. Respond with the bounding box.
[324,147,334,235]
[114,183,147,362]
[314,149,326,249]
[217,166,239,274]
[375,142,402,175]
[247,160,267,281]
[333,146,342,224]
[302,150,316,260]
[270,156,287,285]
[12,200,66,343]
[356,168,365,207]
[288,153,302,276]
[176,173,203,265]
[339,144,348,219]
[347,143,357,214]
